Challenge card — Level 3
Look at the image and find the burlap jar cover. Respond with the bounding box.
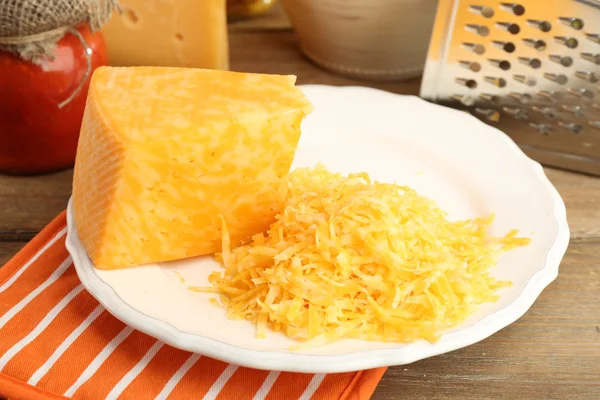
[0,0,120,107]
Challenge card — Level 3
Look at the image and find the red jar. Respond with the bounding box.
[0,24,108,175]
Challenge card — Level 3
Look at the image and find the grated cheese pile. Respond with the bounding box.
[202,165,530,347]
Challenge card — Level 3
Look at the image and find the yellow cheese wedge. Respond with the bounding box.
[102,0,229,70]
[72,66,312,270]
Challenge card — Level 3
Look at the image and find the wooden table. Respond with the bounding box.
[1,7,599,399]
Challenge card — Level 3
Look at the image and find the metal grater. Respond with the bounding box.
[420,0,600,176]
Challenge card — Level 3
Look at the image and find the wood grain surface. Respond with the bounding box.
[1,9,599,399]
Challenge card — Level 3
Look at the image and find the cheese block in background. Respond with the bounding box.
[73,66,312,270]
[101,0,228,69]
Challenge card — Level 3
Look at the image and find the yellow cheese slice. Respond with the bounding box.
[72,66,312,270]
[102,0,229,70]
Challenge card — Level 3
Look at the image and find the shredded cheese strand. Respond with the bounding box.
[202,165,530,347]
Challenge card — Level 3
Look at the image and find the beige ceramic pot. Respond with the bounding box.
[282,0,438,81]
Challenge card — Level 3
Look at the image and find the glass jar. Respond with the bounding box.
[0,24,107,175]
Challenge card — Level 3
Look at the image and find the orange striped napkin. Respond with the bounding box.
[0,212,386,400]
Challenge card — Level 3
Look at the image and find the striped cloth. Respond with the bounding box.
[0,212,386,400]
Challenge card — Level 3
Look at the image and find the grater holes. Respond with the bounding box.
[568,88,594,100]
[558,121,584,134]
[530,123,553,135]
[462,42,486,54]
[475,108,501,122]
[489,59,511,70]
[518,57,541,69]
[585,33,600,44]
[581,53,600,65]
[508,92,532,104]
[549,55,573,67]
[543,73,568,85]
[532,106,557,119]
[423,3,600,144]
[459,60,482,72]
[450,94,476,106]
[514,74,537,86]
[527,20,552,32]
[555,36,578,49]
[469,5,494,18]
[496,22,520,34]
[503,107,529,120]
[500,3,525,16]
[455,78,478,88]
[466,24,490,37]
[538,90,555,101]
[588,121,600,130]
[560,105,585,116]
[522,39,546,51]
[484,76,507,87]
[479,93,499,103]
[538,90,561,102]
[492,41,516,53]
[575,71,599,83]
[559,17,584,30]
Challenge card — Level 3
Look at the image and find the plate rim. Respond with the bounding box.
[66,84,570,373]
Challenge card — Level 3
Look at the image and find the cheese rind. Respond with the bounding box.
[102,0,229,70]
[73,66,312,270]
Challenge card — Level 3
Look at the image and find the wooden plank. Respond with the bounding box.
[228,30,422,95]
[228,2,291,31]
[0,242,27,266]
[0,169,73,241]
[372,240,600,400]
[544,169,600,240]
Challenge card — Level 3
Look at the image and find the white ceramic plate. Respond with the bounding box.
[66,85,570,373]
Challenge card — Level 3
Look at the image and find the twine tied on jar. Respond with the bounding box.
[0,0,120,108]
